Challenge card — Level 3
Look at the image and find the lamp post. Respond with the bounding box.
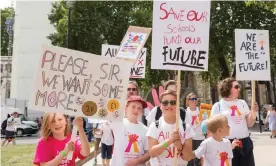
[66,1,74,48]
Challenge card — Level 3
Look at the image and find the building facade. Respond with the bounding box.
[0,56,12,101]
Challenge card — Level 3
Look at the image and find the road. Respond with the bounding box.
[1,134,39,145]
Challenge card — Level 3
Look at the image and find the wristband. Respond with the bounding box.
[162,142,169,149]
[60,150,67,157]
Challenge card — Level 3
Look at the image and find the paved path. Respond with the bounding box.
[83,131,276,166]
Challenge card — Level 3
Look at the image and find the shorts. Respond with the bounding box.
[5,130,15,140]
[101,143,113,159]
[94,138,101,151]
[187,139,203,166]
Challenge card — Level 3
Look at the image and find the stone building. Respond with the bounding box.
[0,56,12,101]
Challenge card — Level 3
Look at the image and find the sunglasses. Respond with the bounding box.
[161,100,177,106]
[233,85,240,89]
[127,88,137,91]
[189,98,197,101]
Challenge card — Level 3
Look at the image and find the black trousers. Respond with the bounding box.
[230,137,255,166]
[187,139,203,166]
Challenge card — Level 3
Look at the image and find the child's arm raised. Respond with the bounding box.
[74,117,90,157]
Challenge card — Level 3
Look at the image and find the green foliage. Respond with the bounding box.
[48,1,276,90]
[1,7,14,56]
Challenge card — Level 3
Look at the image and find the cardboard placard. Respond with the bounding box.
[235,29,271,81]
[151,1,211,71]
[116,26,151,61]
[199,103,212,121]
[102,44,147,78]
[28,45,133,121]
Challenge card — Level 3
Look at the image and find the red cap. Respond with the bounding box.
[127,96,148,109]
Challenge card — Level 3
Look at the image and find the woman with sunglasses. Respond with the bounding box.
[211,77,258,166]
[185,93,204,166]
[147,90,195,166]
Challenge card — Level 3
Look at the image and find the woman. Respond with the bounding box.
[211,77,258,166]
[147,90,195,166]
[265,105,273,131]
[186,93,204,166]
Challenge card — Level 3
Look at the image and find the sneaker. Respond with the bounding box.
[93,158,97,165]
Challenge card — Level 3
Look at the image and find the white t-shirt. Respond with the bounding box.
[100,121,114,145]
[186,107,205,140]
[195,137,233,166]
[146,106,189,127]
[146,116,195,166]
[93,123,102,138]
[211,99,250,139]
[111,118,148,166]
[6,117,16,131]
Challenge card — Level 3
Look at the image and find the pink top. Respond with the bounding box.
[33,135,86,166]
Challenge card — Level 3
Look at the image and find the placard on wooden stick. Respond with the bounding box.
[28,45,132,121]
[116,26,151,63]
[151,1,211,165]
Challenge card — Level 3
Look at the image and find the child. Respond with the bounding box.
[269,105,276,138]
[33,113,90,166]
[100,120,114,166]
[185,115,240,166]
[111,96,150,166]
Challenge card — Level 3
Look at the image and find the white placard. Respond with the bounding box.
[116,26,151,60]
[102,44,147,78]
[28,45,133,121]
[235,29,270,81]
[151,1,211,71]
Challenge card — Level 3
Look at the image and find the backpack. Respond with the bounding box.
[1,120,7,130]
[155,106,186,131]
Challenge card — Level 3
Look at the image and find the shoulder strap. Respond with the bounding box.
[155,106,162,121]
[218,102,221,112]
[155,120,159,128]
[180,108,186,131]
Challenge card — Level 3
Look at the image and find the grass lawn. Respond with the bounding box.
[1,144,36,166]
[1,142,94,166]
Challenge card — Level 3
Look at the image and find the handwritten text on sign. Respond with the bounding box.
[235,29,270,81]
[151,1,211,71]
[28,45,132,121]
[102,44,147,78]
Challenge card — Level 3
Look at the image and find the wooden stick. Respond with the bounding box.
[251,81,256,104]
[67,125,78,160]
[174,70,181,166]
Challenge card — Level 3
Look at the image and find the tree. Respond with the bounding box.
[48,1,276,94]
[1,7,14,56]
[48,1,174,92]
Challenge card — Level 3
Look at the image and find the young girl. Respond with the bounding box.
[33,113,90,166]
[269,105,276,138]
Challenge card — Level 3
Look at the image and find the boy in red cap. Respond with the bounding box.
[111,96,150,166]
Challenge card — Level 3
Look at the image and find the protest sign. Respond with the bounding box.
[235,29,270,81]
[116,26,151,61]
[28,45,132,121]
[151,1,211,71]
[102,44,147,78]
[199,103,212,121]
